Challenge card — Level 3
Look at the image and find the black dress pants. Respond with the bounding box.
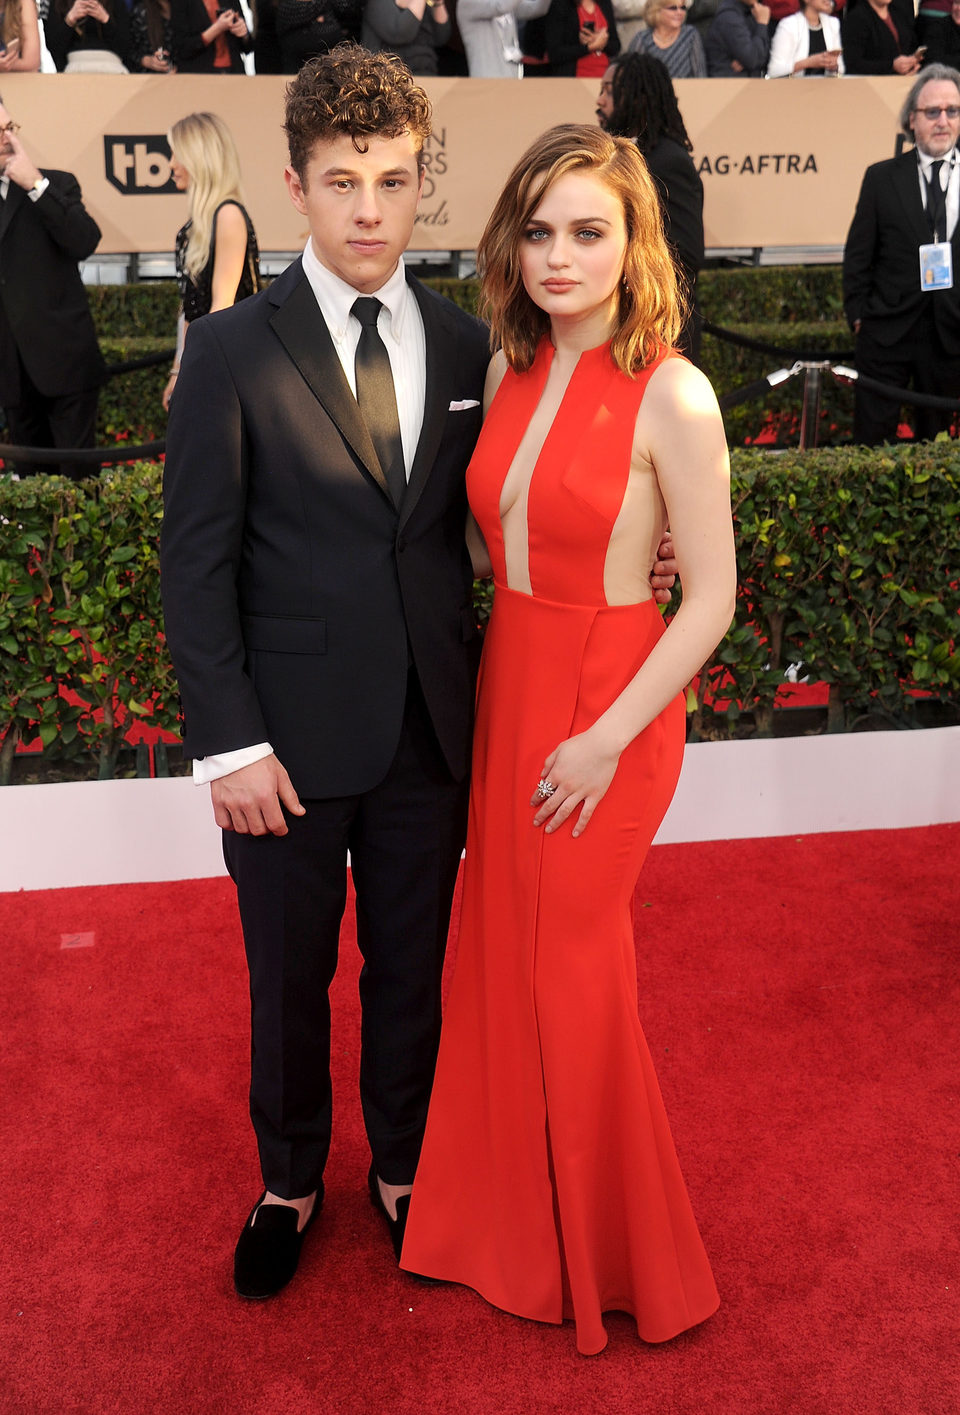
[222,671,469,1199]
[3,353,99,480]
[854,311,960,445]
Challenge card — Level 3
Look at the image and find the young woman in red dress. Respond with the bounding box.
[400,123,735,1356]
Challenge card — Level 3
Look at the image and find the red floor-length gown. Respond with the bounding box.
[400,340,720,1355]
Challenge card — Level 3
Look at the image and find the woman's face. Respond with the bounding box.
[169,149,190,191]
[806,0,834,15]
[518,169,628,329]
[655,2,687,31]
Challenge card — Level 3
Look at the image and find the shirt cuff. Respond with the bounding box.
[27,177,50,202]
[193,742,274,785]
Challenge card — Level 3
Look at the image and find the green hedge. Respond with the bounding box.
[2,445,956,781]
[78,274,863,451]
[85,267,848,340]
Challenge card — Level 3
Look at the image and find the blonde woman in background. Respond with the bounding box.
[628,0,706,77]
[0,0,41,69]
[163,112,261,411]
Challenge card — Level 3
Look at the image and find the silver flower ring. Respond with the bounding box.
[536,778,558,801]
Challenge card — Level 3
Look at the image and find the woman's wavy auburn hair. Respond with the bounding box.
[284,43,433,181]
[478,124,683,376]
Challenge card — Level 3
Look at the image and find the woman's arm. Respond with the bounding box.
[0,0,41,69]
[766,12,802,76]
[532,358,736,836]
[209,203,250,314]
[689,26,707,77]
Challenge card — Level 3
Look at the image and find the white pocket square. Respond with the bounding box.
[448,399,481,411]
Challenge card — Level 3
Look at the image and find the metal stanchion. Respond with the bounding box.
[798,361,831,450]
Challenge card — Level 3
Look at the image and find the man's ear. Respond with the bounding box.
[285,164,307,215]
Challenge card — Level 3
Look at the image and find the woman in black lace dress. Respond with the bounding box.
[163,112,261,411]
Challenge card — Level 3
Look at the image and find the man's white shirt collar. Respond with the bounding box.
[301,239,411,343]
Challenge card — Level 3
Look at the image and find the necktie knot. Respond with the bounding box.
[352,296,383,329]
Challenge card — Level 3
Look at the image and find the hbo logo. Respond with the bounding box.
[104,136,177,195]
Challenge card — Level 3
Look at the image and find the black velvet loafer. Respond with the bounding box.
[367,1164,410,1262]
[233,1187,323,1300]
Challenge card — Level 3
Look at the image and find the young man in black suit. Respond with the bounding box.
[843,64,960,444]
[0,98,104,479]
[161,45,491,1300]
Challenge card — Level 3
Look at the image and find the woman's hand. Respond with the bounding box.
[65,0,90,25]
[208,8,237,36]
[141,50,174,71]
[893,52,920,74]
[530,728,622,837]
[227,9,248,37]
[162,370,178,411]
[0,38,20,69]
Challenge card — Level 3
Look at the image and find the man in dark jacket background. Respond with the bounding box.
[705,0,770,74]
[0,96,104,479]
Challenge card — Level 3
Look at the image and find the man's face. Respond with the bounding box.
[285,131,424,294]
[909,80,960,160]
[596,66,617,130]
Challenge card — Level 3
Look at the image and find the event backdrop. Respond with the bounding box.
[1,74,912,254]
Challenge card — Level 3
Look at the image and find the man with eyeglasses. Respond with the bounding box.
[0,98,104,479]
[843,64,960,443]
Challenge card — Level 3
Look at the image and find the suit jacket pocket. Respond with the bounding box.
[240,613,327,654]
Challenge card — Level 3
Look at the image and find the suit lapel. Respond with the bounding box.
[268,262,392,502]
[0,180,23,243]
[401,277,458,529]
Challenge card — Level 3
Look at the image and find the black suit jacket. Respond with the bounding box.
[160,260,490,798]
[170,0,251,72]
[643,137,704,291]
[0,171,104,404]
[841,0,915,76]
[843,147,960,351]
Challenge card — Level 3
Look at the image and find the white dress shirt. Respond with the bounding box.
[916,147,960,243]
[0,175,49,201]
[194,243,427,786]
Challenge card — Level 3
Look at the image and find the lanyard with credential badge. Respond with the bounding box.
[919,148,957,291]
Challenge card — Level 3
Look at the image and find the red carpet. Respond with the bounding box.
[2,826,957,1414]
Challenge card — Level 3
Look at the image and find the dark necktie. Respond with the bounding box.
[925,159,946,243]
[352,296,405,509]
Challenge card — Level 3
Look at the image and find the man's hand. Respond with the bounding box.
[211,754,305,836]
[750,1,770,23]
[1,129,41,191]
[651,532,678,607]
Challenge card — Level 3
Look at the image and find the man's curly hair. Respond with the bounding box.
[284,44,433,180]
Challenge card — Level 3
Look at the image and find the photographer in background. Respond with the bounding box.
[0,97,105,479]
[171,0,251,71]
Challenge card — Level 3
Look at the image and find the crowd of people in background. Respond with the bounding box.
[1,0,945,78]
